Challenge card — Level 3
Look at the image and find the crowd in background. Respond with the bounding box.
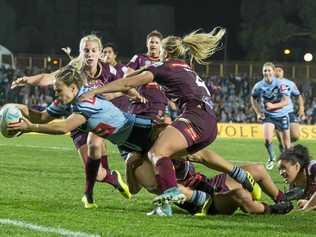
[0,65,54,110]
[1,64,316,124]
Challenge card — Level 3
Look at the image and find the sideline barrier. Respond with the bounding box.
[218,123,316,140]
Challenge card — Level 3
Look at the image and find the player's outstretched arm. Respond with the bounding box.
[11,71,59,89]
[8,113,86,135]
[80,71,154,101]
[299,192,316,211]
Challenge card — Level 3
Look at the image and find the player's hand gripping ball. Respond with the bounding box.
[0,104,23,138]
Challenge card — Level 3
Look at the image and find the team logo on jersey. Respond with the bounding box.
[53,99,61,106]
[81,96,96,105]
[280,83,287,93]
[92,123,115,137]
[145,60,152,66]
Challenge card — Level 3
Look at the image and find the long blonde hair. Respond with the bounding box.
[68,34,103,72]
[162,27,226,65]
[55,66,84,89]
[262,62,275,70]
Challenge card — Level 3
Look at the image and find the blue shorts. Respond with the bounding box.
[118,115,161,161]
[289,112,299,124]
[263,114,289,131]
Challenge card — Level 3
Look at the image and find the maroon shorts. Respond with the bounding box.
[172,106,217,154]
[70,129,88,149]
[208,173,229,193]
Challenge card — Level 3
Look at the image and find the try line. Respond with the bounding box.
[0,218,101,237]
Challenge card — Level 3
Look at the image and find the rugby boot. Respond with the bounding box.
[153,187,186,206]
[112,170,132,199]
[243,172,262,201]
[268,201,293,214]
[194,196,213,217]
[81,193,98,209]
[147,201,173,217]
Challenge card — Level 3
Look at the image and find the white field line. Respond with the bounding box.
[0,143,74,151]
[0,218,101,237]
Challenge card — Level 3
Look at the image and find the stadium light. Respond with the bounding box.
[52,59,59,65]
[304,53,313,62]
[283,49,291,55]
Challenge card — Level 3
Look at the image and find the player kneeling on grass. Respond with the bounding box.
[278,144,316,211]
[126,152,295,216]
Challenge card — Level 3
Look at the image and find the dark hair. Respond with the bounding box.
[55,66,84,89]
[103,42,118,55]
[146,30,163,41]
[278,144,311,169]
[275,64,284,69]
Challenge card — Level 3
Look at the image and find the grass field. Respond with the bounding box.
[1,134,316,237]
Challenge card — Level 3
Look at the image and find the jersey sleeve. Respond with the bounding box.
[145,62,165,83]
[46,100,69,118]
[121,65,129,74]
[127,54,140,70]
[291,82,301,97]
[279,82,291,97]
[251,83,260,98]
[73,97,102,119]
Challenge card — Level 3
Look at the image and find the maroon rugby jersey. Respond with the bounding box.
[109,63,130,112]
[127,54,168,117]
[84,61,117,89]
[145,59,213,112]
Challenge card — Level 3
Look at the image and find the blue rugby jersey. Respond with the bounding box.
[279,78,300,113]
[46,87,135,145]
[251,77,290,117]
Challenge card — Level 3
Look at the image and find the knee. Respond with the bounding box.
[231,188,252,204]
[88,143,102,153]
[250,164,265,175]
[125,153,144,170]
[147,151,162,166]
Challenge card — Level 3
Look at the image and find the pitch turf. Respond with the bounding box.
[0,134,316,237]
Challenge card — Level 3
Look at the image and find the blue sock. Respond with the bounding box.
[189,190,208,207]
[229,166,246,184]
[265,142,275,161]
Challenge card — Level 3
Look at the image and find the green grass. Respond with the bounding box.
[1,135,316,237]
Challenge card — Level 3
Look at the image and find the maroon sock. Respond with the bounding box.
[85,157,101,198]
[155,157,177,192]
[100,155,110,170]
[100,155,118,188]
[275,190,285,203]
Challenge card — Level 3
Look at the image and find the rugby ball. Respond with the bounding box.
[0,104,23,138]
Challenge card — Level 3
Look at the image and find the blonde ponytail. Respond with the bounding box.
[162,27,226,65]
